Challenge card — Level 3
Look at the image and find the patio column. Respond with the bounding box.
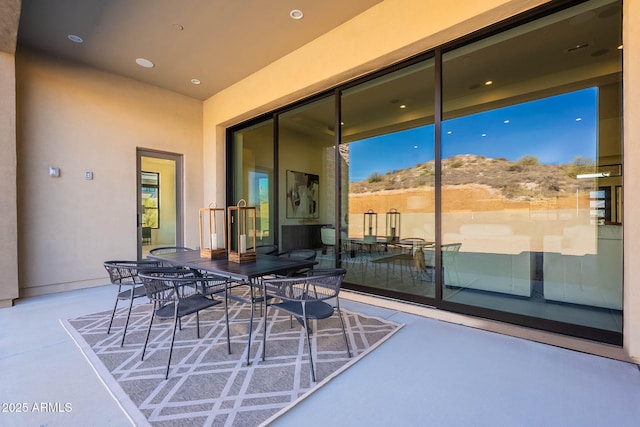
[0,0,20,307]
[623,0,640,364]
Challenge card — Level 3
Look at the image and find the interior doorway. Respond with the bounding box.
[136,149,184,259]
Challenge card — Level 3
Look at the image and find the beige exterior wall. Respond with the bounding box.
[202,0,640,362]
[0,50,18,307]
[623,0,640,362]
[15,50,204,297]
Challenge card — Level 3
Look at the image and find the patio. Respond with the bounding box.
[2,284,640,427]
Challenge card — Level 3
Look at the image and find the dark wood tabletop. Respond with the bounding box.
[147,249,317,282]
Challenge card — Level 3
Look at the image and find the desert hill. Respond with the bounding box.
[349,154,595,201]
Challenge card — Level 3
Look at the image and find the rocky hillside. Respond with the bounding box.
[349,154,596,201]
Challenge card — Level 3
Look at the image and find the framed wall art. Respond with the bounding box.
[286,170,319,219]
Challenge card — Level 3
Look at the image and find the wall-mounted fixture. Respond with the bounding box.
[49,166,60,177]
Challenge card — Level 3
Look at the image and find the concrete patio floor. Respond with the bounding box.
[2,284,640,427]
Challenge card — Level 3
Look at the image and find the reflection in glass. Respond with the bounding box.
[341,59,436,297]
[441,0,622,333]
[278,96,336,257]
[231,119,275,246]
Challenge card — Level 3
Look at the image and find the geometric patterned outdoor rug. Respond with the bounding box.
[61,288,402,427]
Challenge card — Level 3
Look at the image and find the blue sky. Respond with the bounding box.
[349,88,598,182]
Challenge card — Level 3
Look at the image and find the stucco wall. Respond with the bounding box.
[16,49,204,297]
[0,51,18,307]
[623,0,640,362]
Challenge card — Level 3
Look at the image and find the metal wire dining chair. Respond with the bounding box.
[103,260,161,346]
[148,246,193,255]
[261,268,351,382]
[277,248,318,277]
[138,268,230,379]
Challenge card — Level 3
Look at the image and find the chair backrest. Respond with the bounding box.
[442,242,461,254]
[321,228,335,246]
[138,268,198,304]
[280,248,317,261]
[104,260,160,285]
[148,246,193,255]
[139,268,229,304]
[256,244,279,255]
[264,268,346,302]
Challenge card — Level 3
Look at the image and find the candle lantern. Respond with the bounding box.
[227,199,257,263]
[386,208,401,243]
[363,209,377,244]
[199,204,227,259]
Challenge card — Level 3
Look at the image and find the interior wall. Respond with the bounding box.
[16,49,204,297]
[0,50,18,307]
[278,127,328,226]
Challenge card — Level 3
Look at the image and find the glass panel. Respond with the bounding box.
[441,0,622,332]
[341,59,436,296]
[231,119,275,247]
[140,155,178,258]
[141,172,159,229]
[278,96,336,259]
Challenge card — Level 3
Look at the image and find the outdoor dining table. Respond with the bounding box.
[147,249,318,365]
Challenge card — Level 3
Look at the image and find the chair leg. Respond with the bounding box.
[247,285,255,366]
[224,284,231,354]
[196,311,201,339]
[120,292,136,347]
[107,288,121,335]
[141,308,156,361]
[262,293,267,362]
[166,308,179,380]
[302,306,316,383]
[336,304,352,358]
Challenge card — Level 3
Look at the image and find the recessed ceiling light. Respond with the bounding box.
[447,131,452,135]
[173,24,184,31]
[290,9,304,20]
[190,79,201,85]
[484,80,493,86]
[399,104,407,109]
[481,133,487,137]
[618,44,623,50]
[135,58,155,68]
[565,43,590,54]
[67,34,83,43]
[576,117,582,121]
[504,120,510,124]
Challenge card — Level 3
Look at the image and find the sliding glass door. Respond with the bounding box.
[228,0,623,344]
[441,0,622,336]
[340,60,436,298]
[230,119,275,248]
[277,96,336,256]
